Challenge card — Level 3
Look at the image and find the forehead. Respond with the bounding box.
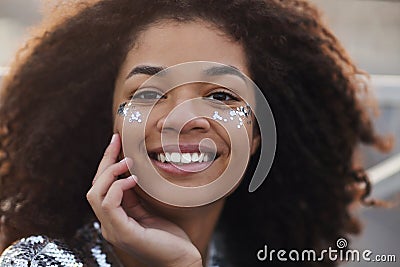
[115,20,255,103]
[119,20,250,76]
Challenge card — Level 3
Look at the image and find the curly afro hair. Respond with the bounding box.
[0,0,390,266]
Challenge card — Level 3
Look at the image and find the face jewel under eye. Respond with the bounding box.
[117,102,142,123]
[212,104,252,129]
[237,105,252,117]
[117,102,128,116]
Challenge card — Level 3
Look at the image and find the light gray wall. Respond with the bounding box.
[311,0,400,75]
[1,0,400,74]
[0,0,41,65]
[0,0,41,24]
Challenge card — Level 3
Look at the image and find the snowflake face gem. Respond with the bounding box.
[129,111,142,123]
[212,111,223,121]
[117,102,127,116]
[237,105,252,117]
[117,102,142,124]
[211,103,252,129]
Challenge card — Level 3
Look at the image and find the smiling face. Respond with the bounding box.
[112,20,260,205]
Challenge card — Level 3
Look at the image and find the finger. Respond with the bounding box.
[94,133,121,180]
[88,173,133,224]
[102,176,137,211]
[121,178,151,221]
[99,177,145,244]
[101,176,144,229]
[89,157,133,200]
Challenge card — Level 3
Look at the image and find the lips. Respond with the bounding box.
[147,144,219,174]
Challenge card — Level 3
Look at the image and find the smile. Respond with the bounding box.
[152,152,215,165]
[147,144,220,174]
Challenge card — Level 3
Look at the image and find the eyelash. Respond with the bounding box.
[128,88,239,102]
[129,89,165,100]
[205,90,239,102]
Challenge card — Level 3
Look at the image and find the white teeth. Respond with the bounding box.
[170,152,181,163]
[198,153,204,163]
[165,152,172,162]
[191,153,199,162]
[160,153,166,163]
[181,153,191,163]
[155,152,215,164]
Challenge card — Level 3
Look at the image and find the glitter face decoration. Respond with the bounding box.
[212,104,252,129]
[117,102,143,123]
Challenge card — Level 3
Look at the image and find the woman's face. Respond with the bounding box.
[112,20,259,205]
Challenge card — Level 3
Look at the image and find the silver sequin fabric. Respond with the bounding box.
[0,222,123,267]
[0,222,224,266]
[0,235,84,267]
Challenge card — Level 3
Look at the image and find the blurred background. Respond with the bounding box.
[0,0,399,266]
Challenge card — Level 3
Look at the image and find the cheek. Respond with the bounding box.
[210,105,253,148]
[114,102,151,152]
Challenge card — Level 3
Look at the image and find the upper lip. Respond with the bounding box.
[147,144,218,155]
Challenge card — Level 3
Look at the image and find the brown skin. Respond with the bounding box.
[88,135,203,267]
[0,0,391,266]
[88,21,260,266]
[113,20,259,186]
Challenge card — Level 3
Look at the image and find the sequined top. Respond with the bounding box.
[0,222,225,267]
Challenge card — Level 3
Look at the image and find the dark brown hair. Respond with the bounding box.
[0,0,389,266]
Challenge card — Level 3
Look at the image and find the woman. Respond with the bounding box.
[0,0,389,266]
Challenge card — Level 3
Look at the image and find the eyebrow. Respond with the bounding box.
[204,65,246,82]
[126,65,166,79]
[126,64,246,81]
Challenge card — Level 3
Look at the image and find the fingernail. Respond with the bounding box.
[125,157,133,166]
[110,133,118,144]
[119,157,133,166]
[129,175,138,182]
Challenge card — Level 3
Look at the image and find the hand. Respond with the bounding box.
[86,133,203,267]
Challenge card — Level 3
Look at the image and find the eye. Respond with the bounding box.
[131,89,165,100]
[205,90,239,102]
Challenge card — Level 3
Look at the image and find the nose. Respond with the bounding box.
[156,100,211,134]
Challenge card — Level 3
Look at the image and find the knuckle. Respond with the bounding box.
[110,167,121,178]
[110,179,125,191]
[112,179,124,187]
[101,199,112,212]
[101,227,110,241]
[86,190,94,203]
[110,165,125,178]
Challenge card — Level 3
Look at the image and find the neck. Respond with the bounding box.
[113,198,226,267]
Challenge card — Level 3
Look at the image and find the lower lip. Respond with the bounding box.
[150,158,214,175]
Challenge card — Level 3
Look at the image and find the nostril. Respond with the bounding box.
[180,117,211,133]
[157,116,211,133]
[192,126,206,131]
